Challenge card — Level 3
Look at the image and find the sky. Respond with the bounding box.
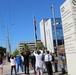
[0,0,65,53]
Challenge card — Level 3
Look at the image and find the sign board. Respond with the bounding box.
[60,0,76,54]
[60,0,76,75]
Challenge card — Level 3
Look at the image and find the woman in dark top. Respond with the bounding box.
[0,54,3,75]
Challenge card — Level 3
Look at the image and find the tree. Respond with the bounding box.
[13,49,19,56]
[23,44,29,50]
[0,46,6,56]
[19,44,30,53]
[36,42,46,51]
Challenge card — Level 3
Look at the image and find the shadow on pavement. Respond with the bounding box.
[5,73,24,75]
[5,73,35,75]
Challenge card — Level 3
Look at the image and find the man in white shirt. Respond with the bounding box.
[44,51,53,75]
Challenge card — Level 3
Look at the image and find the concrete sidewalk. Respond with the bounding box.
[3,60,68,75]
[29,69,68,75]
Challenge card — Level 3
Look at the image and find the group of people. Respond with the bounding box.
[7,49,53,75]
[33,49,53,75]
[9,50,30,75]
[31,48,66,75]
[0,48,66,75]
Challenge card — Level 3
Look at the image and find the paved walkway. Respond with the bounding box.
[3,60,68,75]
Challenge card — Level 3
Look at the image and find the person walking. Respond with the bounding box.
[44,51,53,75]
[15,54,23,73]
[0,54,3,75]
[10,55,17,75]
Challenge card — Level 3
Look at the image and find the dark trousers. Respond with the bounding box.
[24,63,29,74]
[45,61,53,75]
[32,64,36,74]
[11,65,17,75]
[54,63,58,72]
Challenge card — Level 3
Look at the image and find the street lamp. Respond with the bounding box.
[51,4,58,54]
[51,4,59,72]
[6,27,11,56]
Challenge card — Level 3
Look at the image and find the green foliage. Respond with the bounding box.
[36,42,46,50]
[13,49,19,56]
[22,44,29,51]
[19,44,30,53]
[0,46,6,56]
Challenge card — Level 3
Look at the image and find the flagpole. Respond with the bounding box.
[51,5,59,72]
[33,14,37,47]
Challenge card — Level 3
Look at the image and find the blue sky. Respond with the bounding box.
[0,0,65,52]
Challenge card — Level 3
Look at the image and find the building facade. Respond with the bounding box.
[40,18,64,52]
[18,40,41,52]
[40,19,48,47]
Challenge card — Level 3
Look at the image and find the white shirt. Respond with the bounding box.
[33,50,43,69]
[21,55,24,62]
[10,58,16,66]
[44,54,52,62]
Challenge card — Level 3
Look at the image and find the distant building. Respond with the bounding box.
[18,40,41,52]
[40,19,48,47]
[40,18,64,52]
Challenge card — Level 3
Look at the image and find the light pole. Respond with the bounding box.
[1,26,11,60]
[51,4,59,54]
[6,27,11,56]
[51,4,59,72]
